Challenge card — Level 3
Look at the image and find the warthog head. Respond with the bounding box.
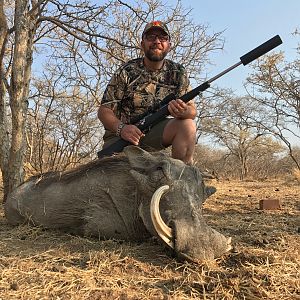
[124,146,232,262]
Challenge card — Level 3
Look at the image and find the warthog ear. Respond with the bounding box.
[130,169,147,185]
[129,170,151,193]
[124,146,156,169]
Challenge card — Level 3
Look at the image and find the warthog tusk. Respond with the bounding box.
[150,185,173,248]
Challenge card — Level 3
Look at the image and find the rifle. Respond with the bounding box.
[97,35,282,159]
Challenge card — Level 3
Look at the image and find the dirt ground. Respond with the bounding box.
[0,178,299,299]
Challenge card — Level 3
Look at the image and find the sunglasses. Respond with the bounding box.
[145,34,169,42]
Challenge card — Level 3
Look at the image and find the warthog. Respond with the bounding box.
[4,146,231,262]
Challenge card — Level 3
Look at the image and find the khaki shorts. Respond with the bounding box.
[103,118,171,151]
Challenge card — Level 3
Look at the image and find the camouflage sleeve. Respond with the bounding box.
[177,66,192,98]
[101,67,127,114]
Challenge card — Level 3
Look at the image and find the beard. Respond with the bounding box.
[144,48,168,62]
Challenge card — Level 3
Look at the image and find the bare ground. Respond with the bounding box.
[0,178,299,299]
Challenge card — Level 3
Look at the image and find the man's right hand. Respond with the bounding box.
[120,124,145,145]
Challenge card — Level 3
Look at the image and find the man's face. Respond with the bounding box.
[141,28,171,62]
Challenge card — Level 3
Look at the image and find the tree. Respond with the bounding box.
[26,71,101,175]
[201,95,283,180]
[0,0,224,201]
[0,0,115,200]
[246,43,300,170]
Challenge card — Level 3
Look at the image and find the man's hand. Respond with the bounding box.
[120,124,145,145]
[168,99,189,119]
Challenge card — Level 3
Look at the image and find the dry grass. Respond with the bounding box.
[0,178,299,299]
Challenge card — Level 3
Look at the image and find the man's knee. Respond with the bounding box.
[179,119,197,135]
[163,118,196,143]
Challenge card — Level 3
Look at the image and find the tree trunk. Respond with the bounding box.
[0,0,10,200]
[238,150,248,181]
[4,0,36,201]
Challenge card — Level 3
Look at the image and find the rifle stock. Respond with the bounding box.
[97,35,282,159]
[98,139,131,158]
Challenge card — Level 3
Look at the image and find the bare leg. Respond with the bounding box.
[162,119,196,164]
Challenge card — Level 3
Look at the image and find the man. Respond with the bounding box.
[98,21,197,164]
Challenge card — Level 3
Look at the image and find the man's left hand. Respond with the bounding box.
[168,99,189,119]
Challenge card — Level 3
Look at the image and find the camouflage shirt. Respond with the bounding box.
[101,58,191,124]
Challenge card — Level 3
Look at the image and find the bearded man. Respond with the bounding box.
[98,21,197,164]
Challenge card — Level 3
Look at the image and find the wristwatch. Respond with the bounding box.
[116,122,125,136]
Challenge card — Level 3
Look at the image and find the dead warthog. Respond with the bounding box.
[5,146,231,262]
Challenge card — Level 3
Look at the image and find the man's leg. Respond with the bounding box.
[139,119,171,151]
[103,120,170,153]
[162,119,196,164]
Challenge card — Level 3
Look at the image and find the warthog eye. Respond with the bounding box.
[156,166,163,171]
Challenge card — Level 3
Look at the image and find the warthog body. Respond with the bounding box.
[5,146,231,262]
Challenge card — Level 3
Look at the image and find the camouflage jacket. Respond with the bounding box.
[101,58,191,124]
